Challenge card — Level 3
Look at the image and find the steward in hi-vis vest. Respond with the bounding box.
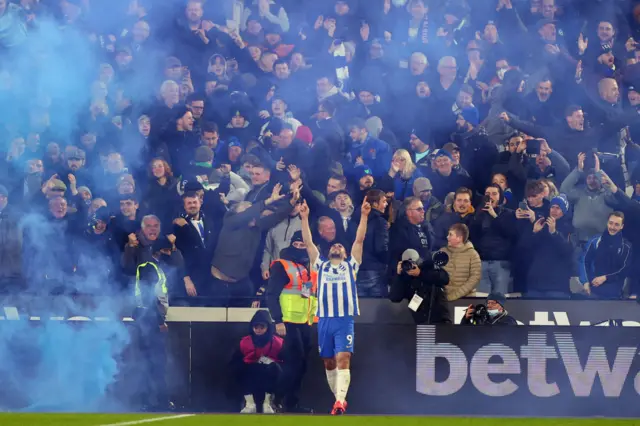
[132,236,174,411]
[266,231,316,413]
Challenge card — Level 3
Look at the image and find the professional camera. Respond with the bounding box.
[392,250,451,324]
[470,304,489,325]
[401,260,416,273]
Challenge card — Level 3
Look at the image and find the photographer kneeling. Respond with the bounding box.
[461,293,517,325]
[389,249,451,324]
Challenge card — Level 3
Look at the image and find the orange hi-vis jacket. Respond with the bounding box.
[271,259,318,325]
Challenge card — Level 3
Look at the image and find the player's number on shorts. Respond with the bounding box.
[346,334,353,347]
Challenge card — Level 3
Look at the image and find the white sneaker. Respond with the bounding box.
[241,403,257,414]
[262,403,275,414]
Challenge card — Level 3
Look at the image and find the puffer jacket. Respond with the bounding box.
[440,241,482,301]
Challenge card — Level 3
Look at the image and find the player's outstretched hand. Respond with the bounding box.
[299,199,310,219]
[361,197,372,216]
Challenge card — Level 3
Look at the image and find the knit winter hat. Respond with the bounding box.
[410,126,431,144]
[434,150,453,161]
[295,126,313,145]
[354,165,373,181]
[550,193,570,215]
[487,292,506,307]
[77,186,92,198]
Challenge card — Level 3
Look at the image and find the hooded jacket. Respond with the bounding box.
[261,215,302,274]
[239,310,283,364]
[440,241,482,301]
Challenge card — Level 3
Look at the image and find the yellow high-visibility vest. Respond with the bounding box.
[135,262,168,309]
[271,259,318,325]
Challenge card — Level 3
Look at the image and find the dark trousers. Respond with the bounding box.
[278,323,312,409]
[132,322,168,408]
[240,362,281,396]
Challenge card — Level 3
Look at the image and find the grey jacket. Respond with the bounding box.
[261,215,302,273]
[560,168,615,242]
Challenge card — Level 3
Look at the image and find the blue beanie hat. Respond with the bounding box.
[434,150,453,161]
[354,165,373,181]
[461,107,479,127]
[550,193,570,215]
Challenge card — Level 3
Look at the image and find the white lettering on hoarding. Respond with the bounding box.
[417,326,639,397]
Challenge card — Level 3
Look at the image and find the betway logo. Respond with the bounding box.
[453,307,640,326]
[417,326,640,397]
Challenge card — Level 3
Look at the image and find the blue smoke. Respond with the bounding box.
[0,8,174,411]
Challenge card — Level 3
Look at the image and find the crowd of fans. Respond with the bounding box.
[1,0,640,307]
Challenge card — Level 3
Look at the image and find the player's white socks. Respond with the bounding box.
[336,369,351,403]
[326,368,338,398]
[241,394,256,413]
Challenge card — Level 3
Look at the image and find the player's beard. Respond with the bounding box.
[329,252,342,260]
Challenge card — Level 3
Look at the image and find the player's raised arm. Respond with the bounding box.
[351,197,371,265]
[299,200,320,266]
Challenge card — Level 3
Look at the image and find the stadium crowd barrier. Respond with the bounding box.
[1,298,639,416]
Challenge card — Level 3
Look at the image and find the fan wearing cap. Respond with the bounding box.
[225,109,257,145]
[409,127,432,176]
[389,248,451,325]
[523,194,574,299]
[426,150,473,202]
[412,177,444,223]
[461,292,517,325]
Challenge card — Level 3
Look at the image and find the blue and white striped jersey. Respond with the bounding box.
[313,256,360,318]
